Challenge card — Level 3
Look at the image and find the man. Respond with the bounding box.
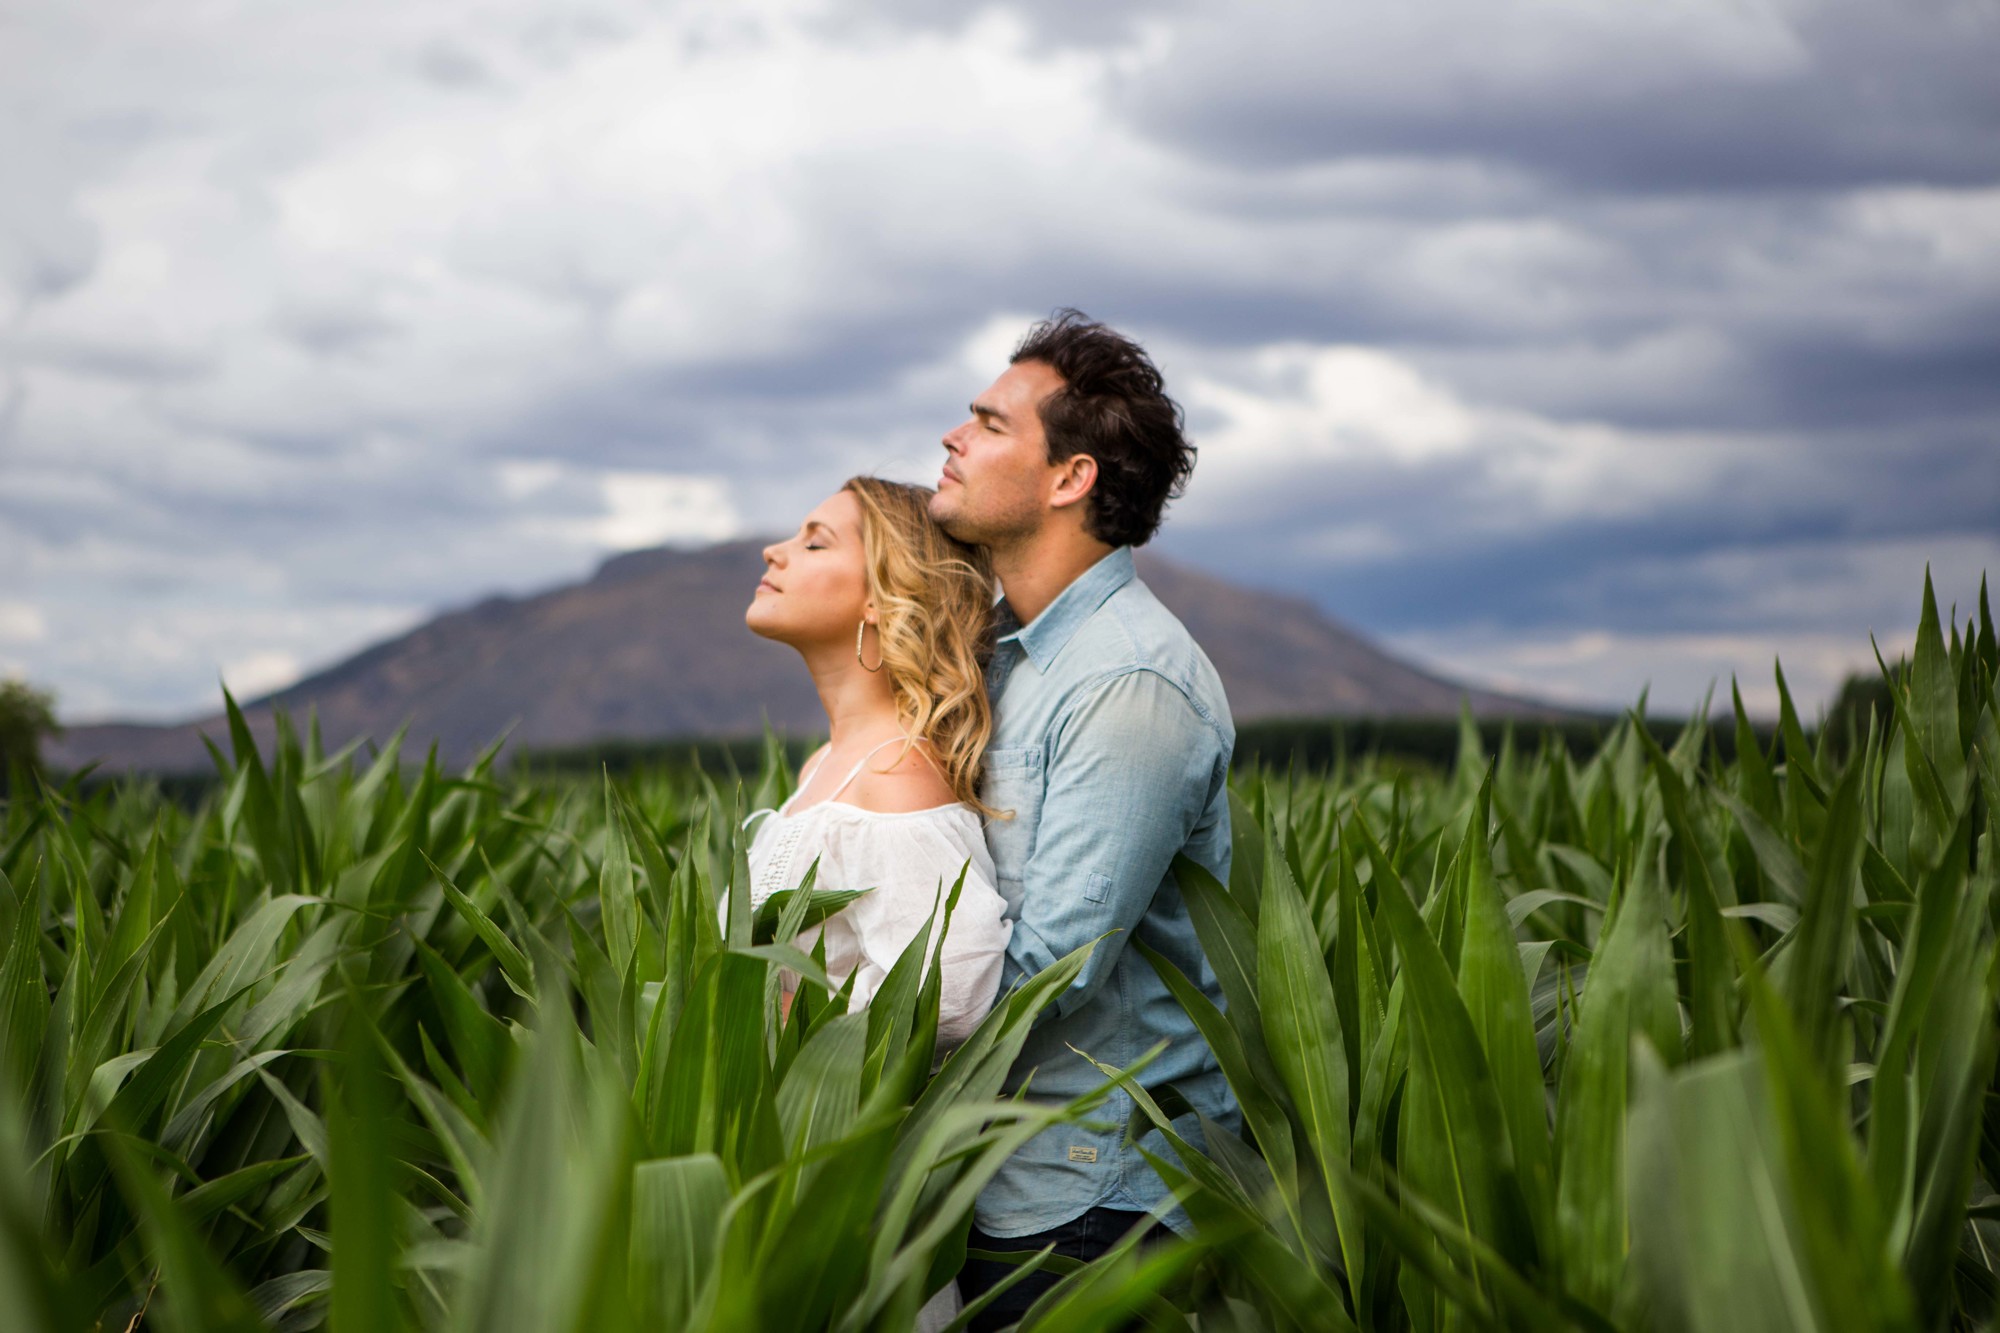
[931,310,1237,1327]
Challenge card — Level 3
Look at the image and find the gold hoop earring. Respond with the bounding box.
[857,618,884,672]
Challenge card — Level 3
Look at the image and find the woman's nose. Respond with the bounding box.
[762,542,781,566]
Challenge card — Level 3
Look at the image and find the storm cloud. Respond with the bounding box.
[2,0,1995,721]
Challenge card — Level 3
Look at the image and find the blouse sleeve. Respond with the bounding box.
[827,812,1012,1048]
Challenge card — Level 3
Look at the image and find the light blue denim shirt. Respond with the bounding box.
[974,546,1239,1238]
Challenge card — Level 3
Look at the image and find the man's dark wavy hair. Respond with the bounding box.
[1011,309,1194,549]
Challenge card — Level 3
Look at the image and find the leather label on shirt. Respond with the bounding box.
[1067,1145,1098,1162]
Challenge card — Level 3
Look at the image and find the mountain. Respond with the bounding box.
[49,540,1549,773]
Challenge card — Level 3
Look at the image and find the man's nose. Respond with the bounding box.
[942,421,968,453]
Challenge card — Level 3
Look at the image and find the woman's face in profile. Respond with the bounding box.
[746,489,871,650]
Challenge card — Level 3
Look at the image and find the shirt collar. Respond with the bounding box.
[995,547,1135,672]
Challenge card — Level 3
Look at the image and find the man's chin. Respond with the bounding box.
[927,494,967,537]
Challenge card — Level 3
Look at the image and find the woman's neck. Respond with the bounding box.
[800,639,904,750]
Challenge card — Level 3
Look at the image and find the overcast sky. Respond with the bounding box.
[4,0,1997,723]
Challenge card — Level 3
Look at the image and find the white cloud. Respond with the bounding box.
[0,602,47,643]
[590,472,739,549]
[39,603,427,723]
[221,650,304,699]
[1179,341,1769,542]
[497,459,566,499]
[1387,625,1887,719]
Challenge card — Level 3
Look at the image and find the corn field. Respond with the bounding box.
[2,573,1996,1332]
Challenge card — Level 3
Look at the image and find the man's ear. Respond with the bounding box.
[1048,453,1098,512]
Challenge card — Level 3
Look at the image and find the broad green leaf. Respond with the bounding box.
[600,775,638,978]
[1638,728,1736,1057]
[328,1008,406,1333]
[1370,821,1535,1297]
[101,1127,271,1333]
[630,1154,729,1329]
[1553,836,1678,1311]
[1626,1047,1819,1333]
[1774,761,1864,1080]
[1255,829,1365,1285]
[1455,779,1555,1259]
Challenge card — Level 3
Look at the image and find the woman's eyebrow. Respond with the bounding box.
[803,519,836,540]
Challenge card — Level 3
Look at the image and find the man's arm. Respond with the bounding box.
[999,668,1225,1019]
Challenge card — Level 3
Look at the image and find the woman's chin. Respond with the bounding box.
[744,605,791,645]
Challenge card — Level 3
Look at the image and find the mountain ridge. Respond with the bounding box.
[49,540,1552,773]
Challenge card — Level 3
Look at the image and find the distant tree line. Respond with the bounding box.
[523,670,1914,781]
[523,709,1797,782]
[24,669,1905,798]
[1,679,60,795]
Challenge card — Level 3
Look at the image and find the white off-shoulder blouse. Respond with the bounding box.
[743,741,1013,1048]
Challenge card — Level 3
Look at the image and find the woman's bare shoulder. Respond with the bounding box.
[782,742,832,802]
[797,742,832,786]
[844,739,957,814]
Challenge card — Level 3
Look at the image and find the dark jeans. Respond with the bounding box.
[956,1207,1168,1332]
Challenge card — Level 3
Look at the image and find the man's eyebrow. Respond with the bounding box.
[971,401,1009,425]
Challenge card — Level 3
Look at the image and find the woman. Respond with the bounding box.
[742,476,1012,1050]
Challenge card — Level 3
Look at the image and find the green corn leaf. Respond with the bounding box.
[1171,853,1290,1114]
[1901,569,1967,869]
[752,887,870,944]
[776,1011,867,1155]
[1638,728,1736,1057]
[429,857,536,1002]
[452,999,629,1333]
[652,950,770,1167]
[165,893,319,1031]
[101,982,256,1141]
[1133,936,1304,1255]
[101,1125,271,1333]
[1227,788,1266,928]
[1626,1046,1819,1333]
[1553,835,1678,1311]
[1738,937,1916,1331]
[629,1154,729,1330]
[0,871,49,1106]
[1730,679,1781,820]
[1255,827,1367,1288]
[1455,776,1555,1259]
[411,938,510,1105]
[1371,827,1536,1289]
[1775,760,1864,1080]
[600,775,638,979]
[177,1153,310,1226]
[328,1006,406,1333]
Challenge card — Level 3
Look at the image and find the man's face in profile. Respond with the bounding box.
[930,358,1065,548]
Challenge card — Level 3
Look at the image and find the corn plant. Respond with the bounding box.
[1124,573,1999,1332]
[0,710,1125,1331]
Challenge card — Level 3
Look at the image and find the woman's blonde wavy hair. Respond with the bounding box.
[843,476,1001,817]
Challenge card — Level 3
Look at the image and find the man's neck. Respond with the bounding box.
[991,526,1117,627]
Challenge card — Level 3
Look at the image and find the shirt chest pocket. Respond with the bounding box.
[980,745,1045,890]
